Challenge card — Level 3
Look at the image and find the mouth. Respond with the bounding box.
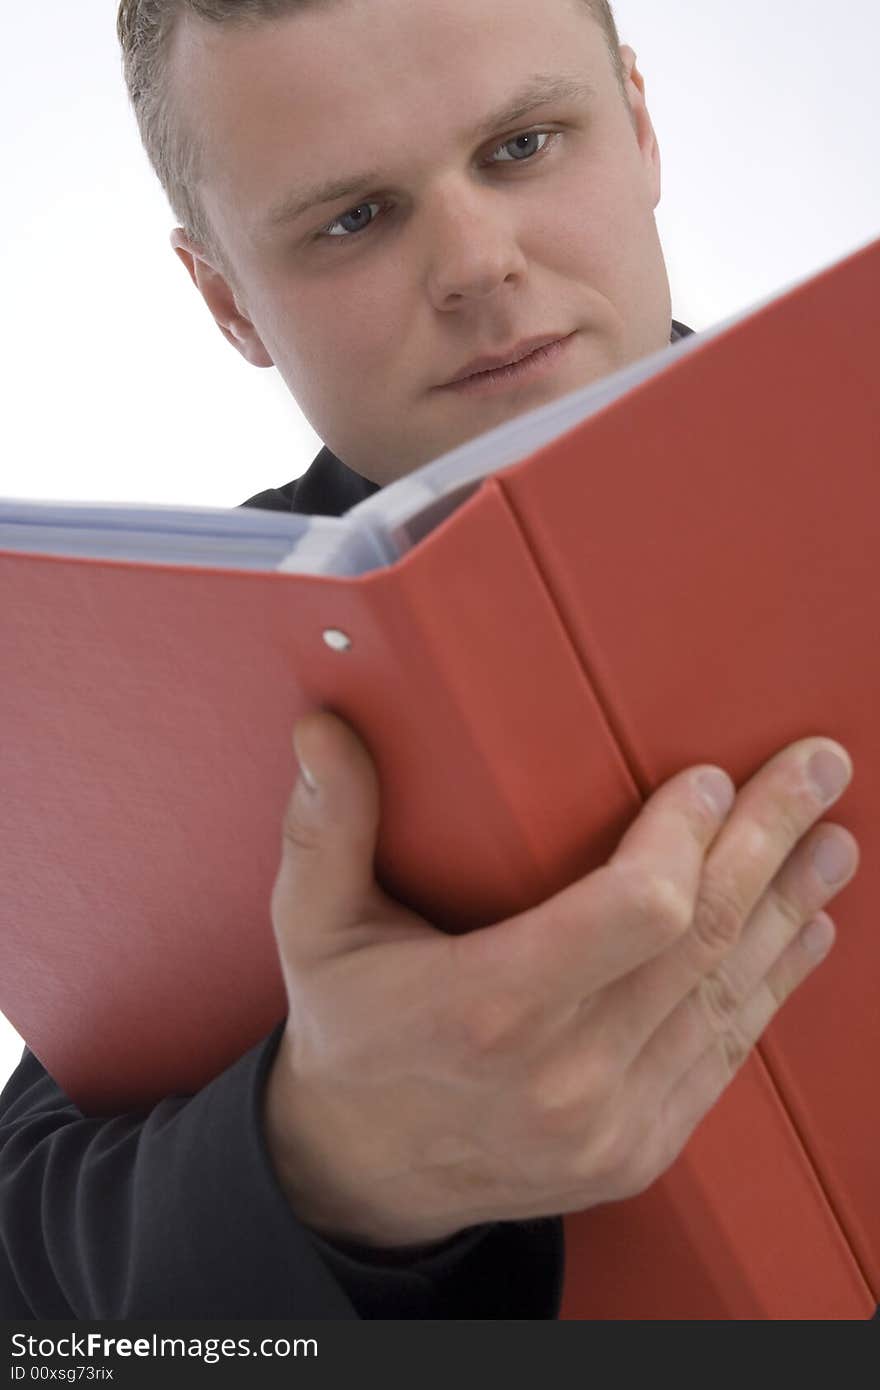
[437,332,577,395]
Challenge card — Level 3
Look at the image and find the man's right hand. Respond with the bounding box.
[262,712,858,1250]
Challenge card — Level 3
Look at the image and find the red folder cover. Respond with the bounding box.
[1,237,878,1318]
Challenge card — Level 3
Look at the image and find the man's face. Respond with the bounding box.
[171,0,672,485]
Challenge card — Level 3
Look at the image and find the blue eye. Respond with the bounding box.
[324,201,382,238]
[489,130,551,163]
[317,130,554,242]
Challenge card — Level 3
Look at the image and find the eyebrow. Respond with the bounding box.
[261,73,595,231]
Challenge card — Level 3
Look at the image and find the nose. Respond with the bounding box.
[423,185,528,310]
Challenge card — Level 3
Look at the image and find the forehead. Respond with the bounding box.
[173,0,611,224]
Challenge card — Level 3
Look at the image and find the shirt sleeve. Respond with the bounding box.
[0,1029,562,1319]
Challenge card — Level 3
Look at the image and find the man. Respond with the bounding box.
[0,0,860,1318]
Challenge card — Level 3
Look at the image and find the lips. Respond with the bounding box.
[441,333,571,386]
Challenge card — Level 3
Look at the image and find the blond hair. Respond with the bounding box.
[118,0,624,264]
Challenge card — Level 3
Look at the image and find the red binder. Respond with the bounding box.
[1,237,878,1318]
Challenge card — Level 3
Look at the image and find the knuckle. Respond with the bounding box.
[581,1114,655,1201]
[454,989,526,1060]
[753,790,812,855]
[616,865,694,942]
[566,1078,660,1201]
[761,940,808,1011]
[570,1120,619,1194]
[618,1145,661,1199]
[280,806,324,857]
[692,875,745,953]
[697,963,744,1032]
[764,965,796,1011]
[717,1020,753,1079]
[527,1049,616,1141]
[765,879,806,933]
[526,1072,584,1142]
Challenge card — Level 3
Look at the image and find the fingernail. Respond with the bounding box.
[696,768,735,817]
[801,912,835,958]
[812,832,856,886]
[807,746,852,804]
[292,729,319,793]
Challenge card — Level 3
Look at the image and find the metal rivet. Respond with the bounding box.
[322,628,353,652]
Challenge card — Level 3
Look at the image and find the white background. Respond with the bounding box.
[2,0,878,1090]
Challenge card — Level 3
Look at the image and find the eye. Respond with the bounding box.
[487,130,553,164]
[316,130,555,244]
[321,201,383,239]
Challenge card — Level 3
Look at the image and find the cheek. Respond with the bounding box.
[270,266,407,393]
[545,159,655,281]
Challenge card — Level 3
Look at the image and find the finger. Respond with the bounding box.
[682,738,852,976]
[591,738,851,1056]
[271,710,384,950]
[587,819,858,1072]
[631,910,836,1156]
[463,761,736,1005]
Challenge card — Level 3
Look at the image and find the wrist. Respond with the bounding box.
[261,1034,462,1250]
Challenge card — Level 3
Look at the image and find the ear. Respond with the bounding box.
[170,229,274,368]
[618,45,662,208]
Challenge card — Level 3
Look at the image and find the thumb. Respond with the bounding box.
[271,710,382,947]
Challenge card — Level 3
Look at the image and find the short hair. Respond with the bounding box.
[117,0,624,267]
